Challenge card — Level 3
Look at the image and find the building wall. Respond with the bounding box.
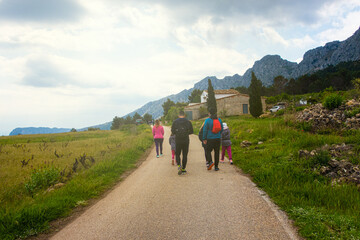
[185,94,267,120]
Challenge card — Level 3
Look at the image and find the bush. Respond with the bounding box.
[323,94,343,110]
[275,109,285,116]
[297,121,313,132]
[25,167,61,197]
[295,106,306,112]
[345,106,360,118]
[312,150,331,166]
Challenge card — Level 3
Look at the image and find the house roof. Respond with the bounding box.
[185,93,266,109]
[203,89,240,95]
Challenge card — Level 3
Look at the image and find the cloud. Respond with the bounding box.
[131,0,338,27]
[260,27,289,46]
[22,57,73,87]
[0,0,85,22]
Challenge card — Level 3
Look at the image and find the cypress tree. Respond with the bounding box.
[249,72,263,118]
[207,79,217,114]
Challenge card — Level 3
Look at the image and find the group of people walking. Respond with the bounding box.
[152,109,232,175]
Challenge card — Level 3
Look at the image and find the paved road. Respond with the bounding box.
[52,127,300,240]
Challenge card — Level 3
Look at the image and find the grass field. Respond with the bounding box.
[0,124,153,240]
[215,115,360,240]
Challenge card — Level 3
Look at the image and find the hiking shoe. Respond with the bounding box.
[160,153,163,156]
[178,165,182,175]
[220,160,225,163]
[208,162,214,170]
[181,169,187,174]
[230,159,233,165]
[206,162,209,167]
[156,155,159,158]
[215,166,220,171]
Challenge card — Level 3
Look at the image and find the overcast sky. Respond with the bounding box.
[0,0,359,135]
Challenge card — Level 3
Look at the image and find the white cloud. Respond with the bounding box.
[260,27,289,47]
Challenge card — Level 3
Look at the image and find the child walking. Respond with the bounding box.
[169,133,176,165]
[220,122,233,164]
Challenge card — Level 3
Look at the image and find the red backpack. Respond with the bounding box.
[212,119,221,133]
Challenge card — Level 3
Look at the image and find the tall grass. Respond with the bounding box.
[0,125,153,239]
[220,115,360,239]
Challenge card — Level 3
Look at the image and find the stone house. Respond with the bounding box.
[184,89,266,120]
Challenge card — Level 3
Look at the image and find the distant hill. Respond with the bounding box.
[9,127,72,136]
[9,28,360,135]
[9,122,112,136]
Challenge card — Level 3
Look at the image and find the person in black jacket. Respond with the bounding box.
[171,110,193,175]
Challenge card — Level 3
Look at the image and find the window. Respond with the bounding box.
[243,104,248,114]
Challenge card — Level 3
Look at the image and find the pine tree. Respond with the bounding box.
[249,72,263,118]
[188,89,202,103]
[207,79,217,114]
[111,116,122,130]
[162,98,175,116]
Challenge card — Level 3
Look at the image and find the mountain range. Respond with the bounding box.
[125,27,360,119]
[9,27,360,135]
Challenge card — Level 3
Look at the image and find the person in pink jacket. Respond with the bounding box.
[152,120,164,158]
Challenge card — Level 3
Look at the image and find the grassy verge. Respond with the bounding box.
[216,115,360,239]
[0,125,153,239]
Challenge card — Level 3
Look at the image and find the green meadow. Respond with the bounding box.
[0,125,153,240]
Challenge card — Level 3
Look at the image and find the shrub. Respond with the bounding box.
[323,94,343,110]
[312,150,331,166]
[24,167,61,197]
[295,106,306,112]
[297,121,313,132]
[275,109,285,116]
[345,106,360,118]
[219,109,228,117]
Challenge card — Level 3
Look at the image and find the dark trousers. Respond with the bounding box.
[202,143,208,163]
[176,140,189,169]
[205,138,221,167]
[154,138,163,155]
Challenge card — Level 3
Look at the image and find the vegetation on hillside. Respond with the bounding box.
[234,60,360,99]
[111,112,152,130]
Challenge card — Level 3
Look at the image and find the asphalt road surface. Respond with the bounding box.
[51,127,300,240]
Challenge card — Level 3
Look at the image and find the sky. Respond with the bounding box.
[0,0,360,135]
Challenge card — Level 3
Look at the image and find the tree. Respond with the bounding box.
[188,89,202,103]
[132,112,142,122]
[272,75,288,96]
[111,116,123,130]
[143,113,152,123]
[175,102,188,108]
[70,128,77,132]
[249,72,263,118]
[165,106,180,122]
[162,98,175,116]
[124,115,133,124]
[235,86,249,95]
[285,78,297,95]
[207,79,217,114]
